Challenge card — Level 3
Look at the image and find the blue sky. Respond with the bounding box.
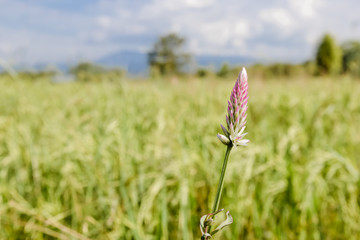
[0,0,359,66]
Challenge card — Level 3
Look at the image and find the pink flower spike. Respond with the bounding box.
[217,67,249,147]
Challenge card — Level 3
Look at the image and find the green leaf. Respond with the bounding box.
[200,209,224,235]
[199,214,207,234]
[210,211,233,236]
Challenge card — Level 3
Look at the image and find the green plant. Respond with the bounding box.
[148,33,191,75]
[217,63,230,78]
[315,34,342,75]
[342,41,360,77]
[200,68,249,239]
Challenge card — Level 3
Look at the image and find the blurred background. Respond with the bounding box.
[1,0,360,239]
[0,0,359,76]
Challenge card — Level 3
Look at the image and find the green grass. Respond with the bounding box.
[0,76,360,239]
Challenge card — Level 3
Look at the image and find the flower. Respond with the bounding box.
[217,67,249,147]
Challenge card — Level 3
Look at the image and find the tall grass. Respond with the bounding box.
[0,76,359,239]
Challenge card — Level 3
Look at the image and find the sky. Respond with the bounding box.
[0,0,359,66]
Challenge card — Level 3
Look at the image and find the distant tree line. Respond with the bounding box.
[148,33,360,79]
[69,62,123,82]
[1,33,359,82]
[0,62,125,83]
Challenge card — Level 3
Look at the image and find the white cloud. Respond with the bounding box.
[289,0,323,18]
[259,8,295,32]
[184,0,214,8]
[96,16,112,28]
[232,21,250,48]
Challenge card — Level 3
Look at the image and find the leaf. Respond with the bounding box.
[199,209,224,235]
[210,211,233,236]
[199,214,207,234]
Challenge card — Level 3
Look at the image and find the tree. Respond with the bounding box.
[217,63,230,78]
[70,62,123,82]
[342,41,360,78]
[70,62,105,75]
[148,33,190,75]
[315,34,342,75]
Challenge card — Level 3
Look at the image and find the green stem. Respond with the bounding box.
[211,144,233,214]
[203,144,233,239]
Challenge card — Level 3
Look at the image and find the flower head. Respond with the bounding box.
[217,67,249,147]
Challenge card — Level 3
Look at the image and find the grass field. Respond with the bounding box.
[0,75,360,239]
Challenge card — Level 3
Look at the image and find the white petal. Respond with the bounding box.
[234,139,250,146]
[237,132,248,139]
[238,126,246,135]
[217,134,230,145]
